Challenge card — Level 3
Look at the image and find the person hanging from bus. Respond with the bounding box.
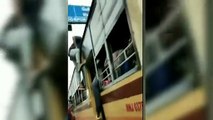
[68,36,82,69]
[67,104,75,120]
[92,76,106,120]
[92,59,105,120]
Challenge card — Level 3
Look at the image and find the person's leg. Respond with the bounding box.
[68,114,71,120]
[65,114,68,120]
[92,79,101,115]
[92,78,106,120]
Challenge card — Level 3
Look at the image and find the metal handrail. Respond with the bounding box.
[145,37,187,76]
[115,52,136,70]
[113,40,133,62]
[100,66,109,75]
[102,73,112,81]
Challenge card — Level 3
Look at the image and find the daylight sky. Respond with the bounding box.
[68,0,92,88]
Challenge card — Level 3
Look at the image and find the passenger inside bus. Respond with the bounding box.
[111,41,137,79]
[105,10,138,82]
[112,49,123,78]
[102,59,112,86]
[96,43,137,88]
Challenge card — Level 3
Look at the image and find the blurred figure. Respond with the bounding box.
[68,36,81,69]
[0,0,67,120]
[1,0,47,79]
[145,0,208,120]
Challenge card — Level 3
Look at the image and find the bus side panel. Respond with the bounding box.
[74,108,96,120]
[100,72,143,120]
[126,0,143,65]
[103,94,142,120]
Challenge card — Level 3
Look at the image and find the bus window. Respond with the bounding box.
[92,9,140,89]
[95,45,113,87]
[71,69,88,108]
[145,0,172,30]
[106,10,138,79]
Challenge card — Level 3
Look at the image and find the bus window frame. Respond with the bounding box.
[70,68,90,109]
[123,2,142,68]
[91,8,141,90]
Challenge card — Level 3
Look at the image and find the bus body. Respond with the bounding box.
[68,0,142,120]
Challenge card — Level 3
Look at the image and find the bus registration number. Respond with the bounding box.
[126,101,142,112]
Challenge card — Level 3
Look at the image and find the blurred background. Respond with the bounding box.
[0,0,67,120]
[145,0,209,120]
[1,0,213,120]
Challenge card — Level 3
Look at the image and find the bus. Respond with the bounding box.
[68,0,142,120]
[145,0,207,120]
